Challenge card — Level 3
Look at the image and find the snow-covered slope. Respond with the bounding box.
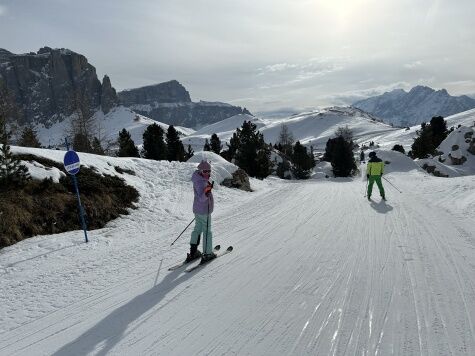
[183,107,398,153]
[364,107,475,154]
[353,85,475,127]
[34,106,195,149]
[1,147,474,355]
[414,125,475,177]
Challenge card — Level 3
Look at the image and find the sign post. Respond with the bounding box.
[64,138,88,243]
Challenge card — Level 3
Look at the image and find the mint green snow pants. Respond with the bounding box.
[190,214,213,254]
[367,175,385,199]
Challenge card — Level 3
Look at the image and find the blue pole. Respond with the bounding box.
[65,137,89,243]
[72,174,89,243]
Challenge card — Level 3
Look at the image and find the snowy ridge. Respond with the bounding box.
[183,107,397,153]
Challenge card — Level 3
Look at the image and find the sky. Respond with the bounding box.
[1,0,475,114]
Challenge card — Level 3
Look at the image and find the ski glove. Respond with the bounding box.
[366,174,369,179]
[204,182,213,196]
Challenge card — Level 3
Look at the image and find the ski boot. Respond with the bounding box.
[200,252,217,264]
[186,244,202,262]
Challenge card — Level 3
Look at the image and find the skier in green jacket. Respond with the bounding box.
[366,151,386,201]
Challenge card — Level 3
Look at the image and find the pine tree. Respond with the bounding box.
[410,117,448,159]
[276,159,291,179]
[291,141,315,179]
[277,124,294,157]
[19,126,41,148]
[73,133,92,152]
[70,91,97,153]
[0,85,30,188]
[233,121,272,179]
[203,139,211,151]
[392,144,405,154]
[210,133,222,154]
[117,128,140,157]
[430,116,448,148]
[0,119,30,188]
[142,124,167,160]
[91,137,105,155]
[324,136,356,177]
[221,131,240,161]
[166,125,186,162]
[185,144,194,160]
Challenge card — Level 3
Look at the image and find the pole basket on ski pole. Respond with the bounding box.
[171,218,195,246]
[382,176,402,193]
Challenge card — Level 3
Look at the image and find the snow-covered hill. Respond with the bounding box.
[353,85,475,127]
[1,147,474,355]
[33,106,195,149]
[183,107,398,153]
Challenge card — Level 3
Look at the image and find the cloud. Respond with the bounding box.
[320,82,412,106]
[0,5,6,16]
[404,61,423,69]
[256,58,346,90]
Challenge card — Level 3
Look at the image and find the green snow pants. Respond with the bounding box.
[367,175,385,199]
[190,214,213,254]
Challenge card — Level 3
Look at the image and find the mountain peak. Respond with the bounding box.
[353,85,475,126]
[409,85,434,95]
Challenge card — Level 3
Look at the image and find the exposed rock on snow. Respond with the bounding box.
[221,169,252,192]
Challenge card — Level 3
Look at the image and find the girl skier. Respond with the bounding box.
[187,160,216,263]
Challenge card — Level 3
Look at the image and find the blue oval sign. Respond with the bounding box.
[64,150,81,175]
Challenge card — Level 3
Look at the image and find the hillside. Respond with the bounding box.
[33,106,194,149]
[183,107,398,153]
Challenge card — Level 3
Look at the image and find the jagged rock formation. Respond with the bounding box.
[0,47,118,127]
[353,86,475,127]
[118,80,191,105]
[100,75,118,114]
[118,80,251,129]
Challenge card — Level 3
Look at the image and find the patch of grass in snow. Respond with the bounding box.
[0,154,139,249]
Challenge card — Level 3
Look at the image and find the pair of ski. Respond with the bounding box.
[168,245,233,273]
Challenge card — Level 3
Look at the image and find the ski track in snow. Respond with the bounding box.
[0,168,474,355]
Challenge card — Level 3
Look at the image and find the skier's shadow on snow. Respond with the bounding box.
[369,200,393,214]
[53,262,195,356]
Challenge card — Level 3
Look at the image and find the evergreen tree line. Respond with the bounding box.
[117,124,194,162]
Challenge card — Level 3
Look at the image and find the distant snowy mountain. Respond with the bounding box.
[183,107,398,153]
[352,86,475,127]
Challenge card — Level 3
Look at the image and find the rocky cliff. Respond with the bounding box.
[0,47,118,127]
[118,81,251,128]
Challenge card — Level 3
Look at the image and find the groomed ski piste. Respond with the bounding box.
[1,147,475,355]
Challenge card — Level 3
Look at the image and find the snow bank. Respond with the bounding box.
[187,151,239,184]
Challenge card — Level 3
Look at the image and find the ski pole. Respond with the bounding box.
[170,218,195,246]
[382,176,402,193]
[204,181,214,255]
[205,198,210,256]
[364,178,369,197]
